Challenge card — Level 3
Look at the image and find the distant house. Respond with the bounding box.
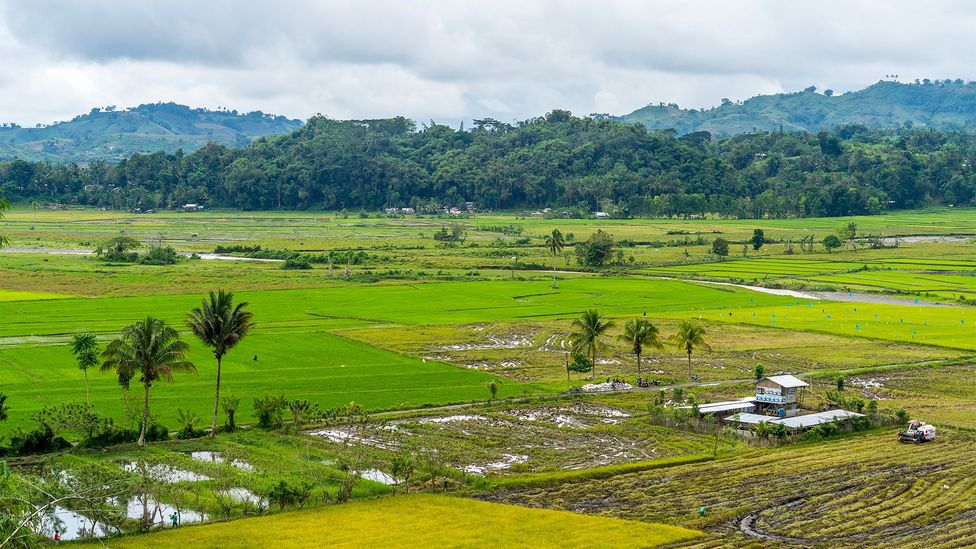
[530,211,544,218]
[182,203,203,212]
[594,211,611,219]
[754,375,809,418]
[401,207,415,214]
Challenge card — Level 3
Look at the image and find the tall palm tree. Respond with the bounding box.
[70,332,100,404]
[669,320,711,380]
[187,290,255,437]
[570,309,615,379]
[101,317,195,446]
[545,229,565,288]
[618,317,663,375]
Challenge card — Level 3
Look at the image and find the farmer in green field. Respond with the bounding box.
[170,512,179,528]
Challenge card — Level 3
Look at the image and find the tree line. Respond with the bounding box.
[4,111,976,217]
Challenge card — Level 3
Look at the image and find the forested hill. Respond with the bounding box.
[0,103,303,163]
[613,80,976,136]
[5,111,976,218]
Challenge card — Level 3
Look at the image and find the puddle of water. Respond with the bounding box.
[438,335,532,351]
[121,462,211,483]
[37,506,118,541]
[357,469,399,485]
[220,488,268,507]
[419,415,486,424]
[462,454,529,475]
[309,428,399,450]
[190,451,255,471]
[124,496,206,526]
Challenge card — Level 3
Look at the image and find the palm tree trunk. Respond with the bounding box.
[84,369,90,404]
[210,355,222,437]
[565,353,570,385]
[687,348,693,379]
[636,351,642,375]
[552,265,558,288]
[139,382,150,446]
[591,348,597,380]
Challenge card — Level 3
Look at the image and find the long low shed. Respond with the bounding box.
[724,409,863,430]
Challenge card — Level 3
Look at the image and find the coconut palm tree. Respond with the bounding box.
[570,309,615,379]
[617,317,663,375]
[101,317,195,446]
[669,320,711,380]
[186,290,255,436]
[70,332,100,404]
[545,229,565,288]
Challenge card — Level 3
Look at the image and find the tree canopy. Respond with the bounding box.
[5,110,976,218]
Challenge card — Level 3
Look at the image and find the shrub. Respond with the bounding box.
[281,256,312,270]
[139,246,180,265]
[8,426,70,456]
[254,394,288,428]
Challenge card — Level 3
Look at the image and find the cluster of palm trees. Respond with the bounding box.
[99,290,254,446]
[569,310,710,381]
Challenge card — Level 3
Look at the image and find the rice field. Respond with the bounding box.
[75,494,703,548]
[488,430,976,548]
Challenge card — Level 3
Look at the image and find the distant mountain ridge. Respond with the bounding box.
[0,102,303,162]
[610,80,976,135]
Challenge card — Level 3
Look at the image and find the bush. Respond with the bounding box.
[8,426,70,456]
[139,246,180,265]
[254,394,288,428]
[575,230,615,267]
[281,256,312,270]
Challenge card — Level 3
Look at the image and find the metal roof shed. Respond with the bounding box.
[776,409,864,429]
[763,375,809,388]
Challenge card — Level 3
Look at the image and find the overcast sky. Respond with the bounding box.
[0,0,972,126]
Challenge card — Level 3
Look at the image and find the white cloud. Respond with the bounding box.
[0,0,974,126]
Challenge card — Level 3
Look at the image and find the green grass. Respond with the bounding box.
[75,494,703,548]
[0,331,539,434]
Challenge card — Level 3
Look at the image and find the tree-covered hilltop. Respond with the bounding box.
[0,103,303,163]
[3,111,976,218]
[612,80,976,136]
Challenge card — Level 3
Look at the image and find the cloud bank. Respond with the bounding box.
[0,0,972,125]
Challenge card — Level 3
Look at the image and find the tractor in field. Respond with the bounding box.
[898,420,936,443]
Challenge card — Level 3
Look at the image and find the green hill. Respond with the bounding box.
[0,102,303,162]
[614,80,976,135]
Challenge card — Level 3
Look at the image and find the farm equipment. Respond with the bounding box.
[898,420,936,443]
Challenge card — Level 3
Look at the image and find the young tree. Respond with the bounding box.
[711,237,729,257]
[0,196,9,248]
[754,363,765,381]
[101,317,195,446]
[486,380,499,404]
[823,234,842,253]
[574,230,615,267]
[221,395,241,431]
[568,354,593,383]
[570,309,615,379]
[187,290,256,437]
[751,229,765,250]
[544,228,565,288]
[838,222,857,249]
[70,332,100,404]
[669,320,711,379]
[617,317,663,375]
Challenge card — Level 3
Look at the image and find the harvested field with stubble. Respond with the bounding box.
[486,430,976,548]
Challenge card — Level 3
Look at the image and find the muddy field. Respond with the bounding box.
[310,400,717,473]
[484,430,976,548]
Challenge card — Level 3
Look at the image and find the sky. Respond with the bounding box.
[0,0,973,126]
